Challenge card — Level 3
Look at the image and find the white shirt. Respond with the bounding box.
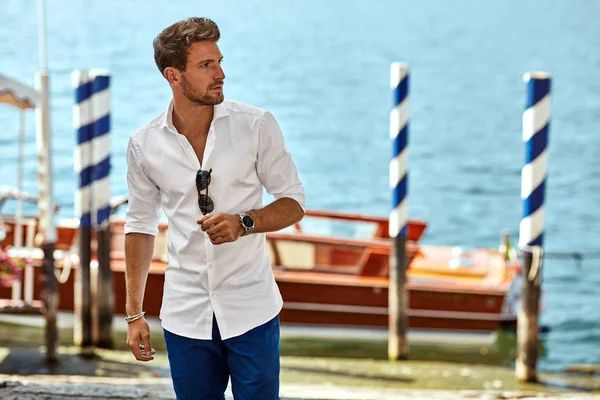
[124,99,306,340]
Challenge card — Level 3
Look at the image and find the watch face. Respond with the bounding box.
[242,215,254,228]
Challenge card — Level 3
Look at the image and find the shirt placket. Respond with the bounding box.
[204,123,217,329]
[173,122,218,336]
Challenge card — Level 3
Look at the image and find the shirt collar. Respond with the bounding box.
[160,99,230,134]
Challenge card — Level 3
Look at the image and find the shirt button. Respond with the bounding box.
[208,263,212,269]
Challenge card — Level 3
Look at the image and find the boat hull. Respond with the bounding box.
[0,261,516,333]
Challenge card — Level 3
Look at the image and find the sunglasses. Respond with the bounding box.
[196,169,214,215]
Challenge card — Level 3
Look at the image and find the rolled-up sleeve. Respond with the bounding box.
[124,138,162,236]
[256,111,306,212]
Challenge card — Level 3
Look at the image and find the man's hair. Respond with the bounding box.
[153,17,220,75]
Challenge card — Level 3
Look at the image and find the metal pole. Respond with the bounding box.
[35,70,58,363]
[388,62,409,361]
[35,0,58,364]
[516,71,551,383]
[38,0,48,73]
[11,110,26,301]
[24,219,35,304]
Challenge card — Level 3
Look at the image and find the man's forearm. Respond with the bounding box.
[124,233,155,315]
[248,197,304,234]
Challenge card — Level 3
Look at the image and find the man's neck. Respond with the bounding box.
[172,96,214,139]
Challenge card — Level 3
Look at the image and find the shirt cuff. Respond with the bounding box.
[277,194,307,213]
[124,224,159,236]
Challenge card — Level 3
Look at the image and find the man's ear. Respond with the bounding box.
[164,67,179,84]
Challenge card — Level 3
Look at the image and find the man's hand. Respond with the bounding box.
[198,213,244,245]
[126,318,155,362]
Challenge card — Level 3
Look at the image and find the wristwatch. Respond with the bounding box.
[239,213,255,236]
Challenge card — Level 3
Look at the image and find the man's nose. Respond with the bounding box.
[215,64,225,81]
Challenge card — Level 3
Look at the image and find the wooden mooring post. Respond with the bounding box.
[73,70,94,354]
[516,247,543,382]
[75,226,94,352]
[389,236,408,360]
[72,70,114,351]
[96,224,113,348]
[41,242,59,363]
[516,71,551,382]
[388,62,410,361]
[90,71,114,349]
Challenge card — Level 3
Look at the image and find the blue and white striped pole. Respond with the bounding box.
[72,70,94,350]
[519,72,550,250]
[73,71,94,230]
[73,70,111,228]
[89,70,111,229]
[390,62,409,239]
[388,62,409,361]
[89,70,114,348]
[516,71,551,383]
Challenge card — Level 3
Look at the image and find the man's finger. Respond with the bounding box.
[129,339,144,361]
[139,344,156,356]
[199,215,226,230]
[197,214,214,225]
[142,333,154,361]
[207,217,232,233]
[211,236,233,245]
[208,226,224,238]
[197,215,216,230]
[198,213,224,224]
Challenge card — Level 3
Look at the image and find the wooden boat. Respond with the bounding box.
[0,203,523,334]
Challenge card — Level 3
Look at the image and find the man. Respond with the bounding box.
[123,17,306,400]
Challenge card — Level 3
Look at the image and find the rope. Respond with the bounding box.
[55,250,75,284]
[519,247,600,269]
[528,246,543,284]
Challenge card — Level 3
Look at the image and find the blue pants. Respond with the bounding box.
[163,315,280,400]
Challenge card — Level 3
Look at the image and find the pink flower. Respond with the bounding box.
[0,247,26,288]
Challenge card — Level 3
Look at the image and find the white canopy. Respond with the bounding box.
[0,74,37,110]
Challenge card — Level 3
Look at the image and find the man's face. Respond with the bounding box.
[174,41,225,105]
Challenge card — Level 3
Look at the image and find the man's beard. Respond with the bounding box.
[181,74,224,106]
